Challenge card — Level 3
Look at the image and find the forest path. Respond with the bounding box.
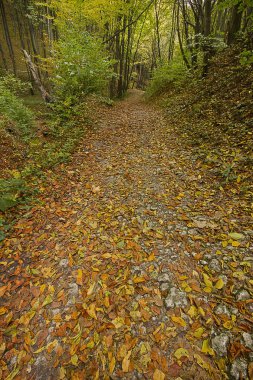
[0,90,252,380]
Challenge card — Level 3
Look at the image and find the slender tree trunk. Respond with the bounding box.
[154,0,162,63]
[227,3,243,44]
[0,0,16,73]
[0,40,8,70]
[202,0,212,76]
[168,1,177,61]
[176,4,190,69]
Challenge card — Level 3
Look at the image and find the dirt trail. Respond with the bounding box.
[0,90,252,380]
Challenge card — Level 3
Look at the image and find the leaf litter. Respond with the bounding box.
[0,90,252,379]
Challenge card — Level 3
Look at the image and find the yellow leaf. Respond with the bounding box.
[34,346,46,354]
[202,339,215,356]
[112,317,125,329]
[59,367,66,380]
[42,294,53,307]
[181,281,192,292]
[40,284,47,294]
[102,253,112,259]
[215,278,224,290]
[232,241,240,247]
[174,348,189,360]
[194,354,210,371]
[171,316,186,327]
[0,307,7,315]
[71,354,78,366]
[147,252,155,261]
[223,320,234,330]
[216,250,222,255]
[0,342,6,356]
[6,367,20,380]
[193,327,205,338]
[198,307,205,317]
[203,286,212,293]
[222,241,228,248]
[133,276,146,283]
[87,282,96,296]
[76,269,83,285]
[203,273,212,288]
[188,306,197,318]
[122,350,131,372]
[153,368,165,380]
[86,303,97,320]
[109,356,116,374]
[87,340,95,349]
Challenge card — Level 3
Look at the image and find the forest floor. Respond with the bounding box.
[0,89,252,380]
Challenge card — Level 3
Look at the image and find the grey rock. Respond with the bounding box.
[67,282,79,306]
[212,333,230,356]
[160,282,171,294]
[164,287,188,309]
[69,283,79,295]
[242,332,253,350]
[209,258,221,272]
[158,273,171,283]
[230,358,248,380]
[214,304,230,316]
[236,289,250,301]
[59,259,69,267]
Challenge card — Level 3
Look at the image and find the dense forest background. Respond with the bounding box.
[1,0,253,100]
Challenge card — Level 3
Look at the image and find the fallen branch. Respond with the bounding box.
[22,49,52,103]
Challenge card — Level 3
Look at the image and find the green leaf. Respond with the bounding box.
[228,232,244,240]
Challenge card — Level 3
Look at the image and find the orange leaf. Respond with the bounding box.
[0,285,8,297]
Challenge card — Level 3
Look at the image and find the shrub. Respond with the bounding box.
[52,29,113,110]
[0,76,34,139]
[146,57,188,97]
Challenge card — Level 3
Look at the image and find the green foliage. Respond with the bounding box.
[0,177,27,212]
[239,49,253,66]
[146,58,188,97]
[0,74,31,95]
[52,29,113,113]
[0,76,35,139]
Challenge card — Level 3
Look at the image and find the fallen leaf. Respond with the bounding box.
[122,350,131,372]
[202,339,215,356]
[153,368,165,380]
[228,232,244,240]
[174,348,189,360]
[215,278,224,290]
[109,356,116,374]
[171,316,186,327]
[76,269,83,285]
[0,285,8,297]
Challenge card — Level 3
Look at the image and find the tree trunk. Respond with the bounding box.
[227,3,243,45]
[0,0,16,74]
[202,0,212,76]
